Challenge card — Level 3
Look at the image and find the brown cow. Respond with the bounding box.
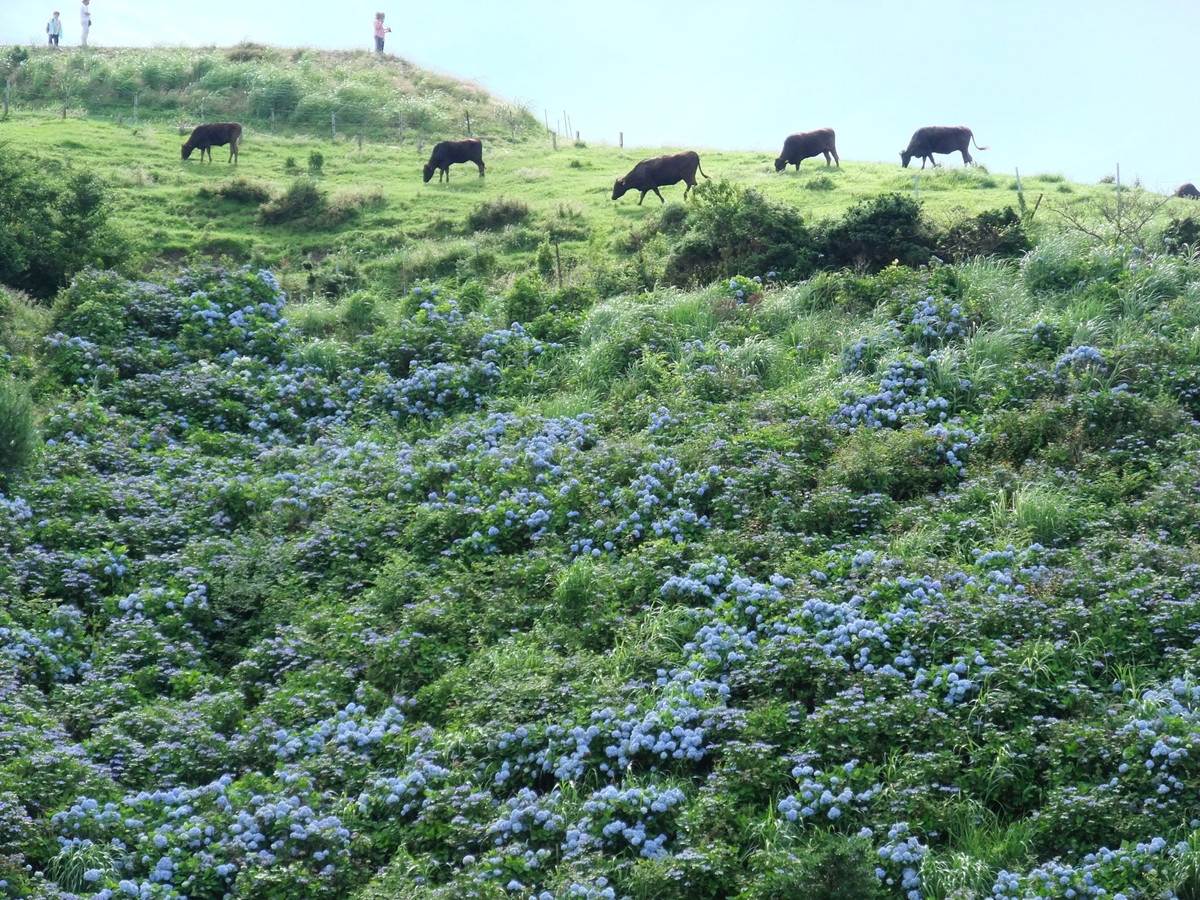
[423,138,485,183]
[900,126,986,169]
[1174,183,1200,199]
[775,128,839,172]
[182,122,242,163]
[612,151,709,205]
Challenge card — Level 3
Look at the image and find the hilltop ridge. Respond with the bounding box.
[1,43,542,143]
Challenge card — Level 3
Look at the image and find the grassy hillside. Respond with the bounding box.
[0,44,536,140]
[2,110,1162,298]
[5,46,1188,305]
[5,45,1200,900]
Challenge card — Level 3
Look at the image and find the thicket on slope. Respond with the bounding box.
[816,193,937,271]
[939,206,1031,262]
[468,197,531,232]
[256,179,327,225]
[0,146,128,299]
[664,180,817,286]
[0,376,37,483]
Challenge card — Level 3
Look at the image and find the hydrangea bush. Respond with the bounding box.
[3,248,1200,899]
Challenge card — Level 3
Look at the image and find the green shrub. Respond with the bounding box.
[1022,236,1125,294]
[0,147,128,299]
[940,206,1031,262]
[198,177,273,205]
[504,273,548,323]
[0,376,37,482]
[257,179,326,225]
[744,833,887,900]
[816,192,936,271]
[665,179,816,285]
[467,196,531,232]
[339,291,384,336]
[822,425,961,500]
[1164,213,1200,253]
[623,842,739,900]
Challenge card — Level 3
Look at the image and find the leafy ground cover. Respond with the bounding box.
[5,42,1200,900]
[3,225,1200,898]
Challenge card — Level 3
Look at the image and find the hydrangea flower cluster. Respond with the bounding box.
[833,355,952,429]
[6,250,1200,900]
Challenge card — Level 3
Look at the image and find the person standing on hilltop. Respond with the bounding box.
[46,10,63,48]
[373,12,391,53]
[79,0,91,47]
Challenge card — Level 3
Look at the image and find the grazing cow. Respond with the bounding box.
[181,122,242,163]
[774,128,840,172]
[900,125,987,169]
[612,151,709,205]
[1174,183,1200,199]
[423,138,485,183]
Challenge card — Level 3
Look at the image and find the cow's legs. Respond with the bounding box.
[476,162,485,178]
[653,187,665,204]
[961,150,973,166]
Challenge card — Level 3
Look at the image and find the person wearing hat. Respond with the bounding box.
[80,0,91,47]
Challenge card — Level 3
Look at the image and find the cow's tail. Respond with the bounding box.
[971,132,988,151]
[697,158,710,180]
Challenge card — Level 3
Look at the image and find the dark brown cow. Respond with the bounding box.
[774,128,839,172]
[612,151,709,205]
[900,126,986,169]
[423,138,485,183]
[182,122,242,163]
[1174,183,1200,199]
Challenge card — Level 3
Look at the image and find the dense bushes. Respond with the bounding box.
[0,146,128,299]
[0,376,37,482]
[817,193,936,270]
[661,187,1022,288]
[665,180,815,285]
[5,227,1200,899]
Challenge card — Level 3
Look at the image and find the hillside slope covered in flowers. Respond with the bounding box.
[3,240,1200,899]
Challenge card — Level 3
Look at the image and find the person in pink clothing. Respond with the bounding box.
[373,12,391,53]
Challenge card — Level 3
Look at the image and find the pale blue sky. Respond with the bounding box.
[2,0,1198,190]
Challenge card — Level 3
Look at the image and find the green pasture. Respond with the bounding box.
[2,109,1137,292]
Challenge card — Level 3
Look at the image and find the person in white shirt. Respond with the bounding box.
[80,0,91,47]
